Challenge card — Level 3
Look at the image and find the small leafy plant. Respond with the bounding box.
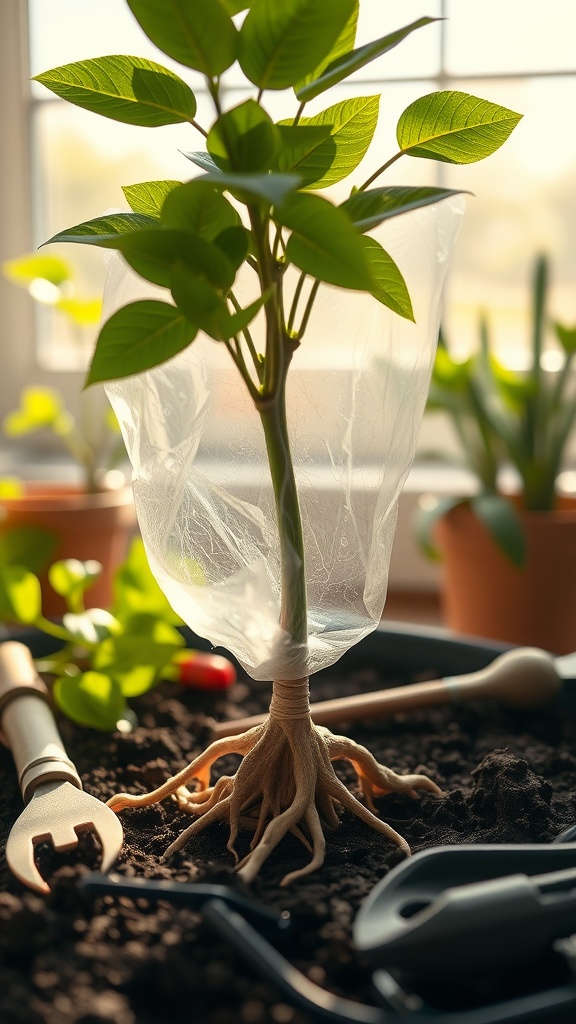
[417,255,576,566]
[0,537,215,730]
[2,253,124,494]
[36,0,521,883]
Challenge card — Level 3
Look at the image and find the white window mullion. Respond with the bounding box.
[1,0,85,434]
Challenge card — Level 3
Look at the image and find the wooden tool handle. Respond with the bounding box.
[212,677,450,738]
[0,642,81,802]
[212,647,561,739]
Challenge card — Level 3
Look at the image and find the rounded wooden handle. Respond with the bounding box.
[0,640,50,715]
[212,647,562,739]
[0,641,81,801]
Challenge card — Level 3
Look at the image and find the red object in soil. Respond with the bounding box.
[175,650,236,690]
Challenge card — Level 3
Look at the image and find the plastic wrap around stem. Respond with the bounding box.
[105,198,464,680]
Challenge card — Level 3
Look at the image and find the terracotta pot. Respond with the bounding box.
[0,483,136,616]
[435,498,576,653]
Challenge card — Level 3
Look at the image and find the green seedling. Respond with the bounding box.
[0,537,187,730]
[37,0,521,883]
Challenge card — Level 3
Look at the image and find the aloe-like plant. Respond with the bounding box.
[2,253,124,493]
[417,255,576,566]
[36,0,521,884]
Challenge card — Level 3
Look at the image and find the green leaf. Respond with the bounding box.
[295,0,358,95]
[279,192,372,291]
[45,212,157,247]
[34,56,197,127]
[0,566,41,624]
[221,0,250,12]
[430,344,472,391]
[161,180,240,238]
[297,17,437,102]
[111,230,236,290]
[397,91,522,164]
[86,300,196,385]
[0,526,57,573]
[278,95,379,190]
[342,185,467,232]
[360,236,414,322]
[208,100,280,173]
[122,180,182,218]
[224,294,268,336]
[179,151,220,174]
[555,322,576,356]
[3,386,64,435]
[472,494,525,566]
[62,608,121,645]
[112,538,184,624]
[127,0,238,76]
[53,671,126,731]
[415,495,463,560]
[239,0,355,90]
[94,632,183,698]
[274,124,333,174]
[170,263,227,337]
[214,226,250,270]
[171,263,266,342]
[199,171,301,208]
[49,558,103,603]
[3,253,71,288]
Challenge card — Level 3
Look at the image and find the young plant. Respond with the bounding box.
[0,537,233,729]
[36,0,521,883]
[417,255,576,566]
[2,253,125,493]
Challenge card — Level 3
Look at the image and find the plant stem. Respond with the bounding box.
[359,151,404,191]
[296,280,320,339]
[258,383,308,648]
[250,207,308,653]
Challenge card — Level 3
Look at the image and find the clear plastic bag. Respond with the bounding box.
[105,198,464,680]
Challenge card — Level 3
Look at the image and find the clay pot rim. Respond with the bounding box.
[445,494,576,524]
[0,482,133,512]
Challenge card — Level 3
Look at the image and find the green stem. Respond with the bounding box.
[258,383,308,648]
[34,616,85,646]
[228,291,263,382]
[296,280,321,339]
[190,118,208,138]
[359,151,404,191]
[287,271,307,336]
[293,101,306,126]
[247,206,307,650]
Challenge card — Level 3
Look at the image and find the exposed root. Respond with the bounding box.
[107,708,442,885]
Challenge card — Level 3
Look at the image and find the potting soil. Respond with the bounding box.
[1,659,576,1024]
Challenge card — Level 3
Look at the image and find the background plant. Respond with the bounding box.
[35,0,521,884]
[2,253,125,493]
[0,537,188,730]
[417,255,576,566]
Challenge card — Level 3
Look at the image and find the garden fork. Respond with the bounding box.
[0,642,123,894]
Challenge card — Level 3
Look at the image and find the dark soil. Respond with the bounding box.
[1,641,576,1024]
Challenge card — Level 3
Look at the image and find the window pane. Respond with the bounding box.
[446,0,576,76]
[441,77,576,364]
[354,0,442,79]
[32,88,213,369]
[29,0,184,79]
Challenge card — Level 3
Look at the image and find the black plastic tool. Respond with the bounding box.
[79,871,292,937]
[354,843,576,978]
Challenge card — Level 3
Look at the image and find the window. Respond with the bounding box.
[2,1,576,458]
